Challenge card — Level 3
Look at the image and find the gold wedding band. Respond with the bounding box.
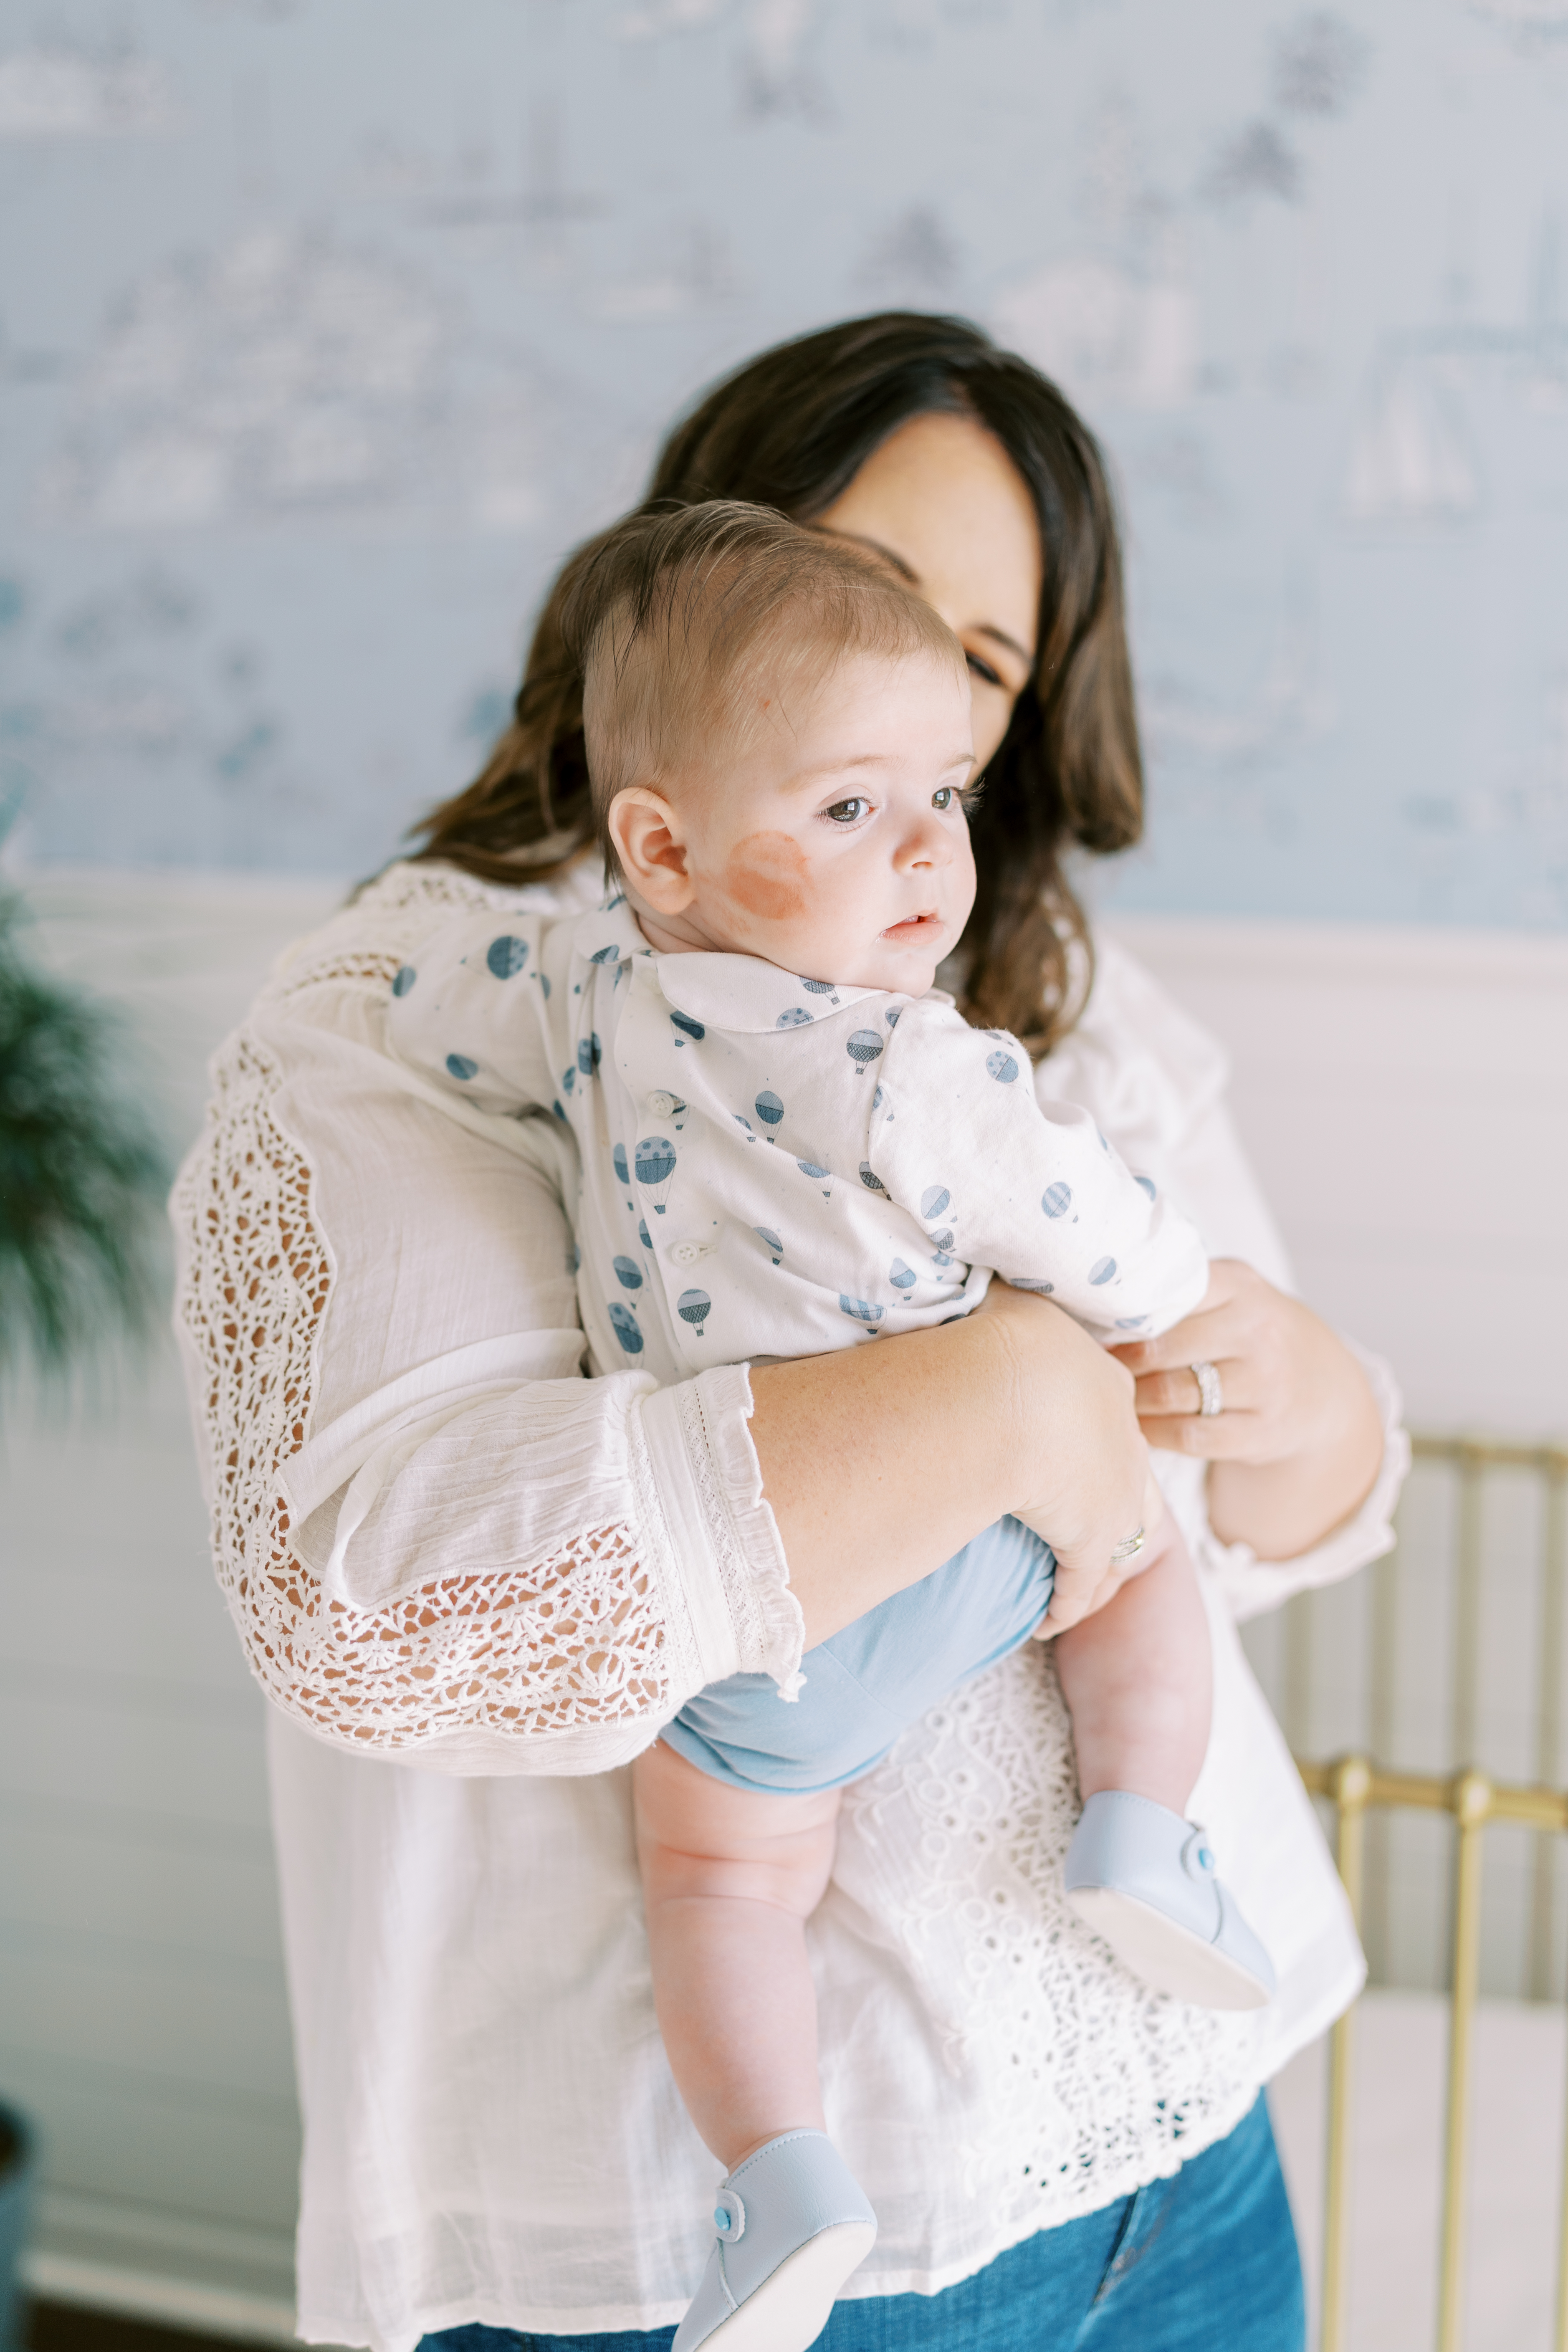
[1109,1527,1146,1567]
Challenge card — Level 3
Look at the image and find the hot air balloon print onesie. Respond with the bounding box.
[389,893,1210,1389]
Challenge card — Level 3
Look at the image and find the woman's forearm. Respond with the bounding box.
[750,1287,1148,1650]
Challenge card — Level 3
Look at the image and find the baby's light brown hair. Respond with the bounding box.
[559,500,967,874]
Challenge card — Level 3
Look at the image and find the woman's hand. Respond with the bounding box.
[751,1280,1150,1651]
[974,1280,1156,1634]
[1109,1259,1386,1561]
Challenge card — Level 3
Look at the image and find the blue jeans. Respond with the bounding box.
[417,2091,1303,2351]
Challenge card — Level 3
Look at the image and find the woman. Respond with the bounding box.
[172,313,1404,2352]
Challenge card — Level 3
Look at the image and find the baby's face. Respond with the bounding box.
[647,647,978,996]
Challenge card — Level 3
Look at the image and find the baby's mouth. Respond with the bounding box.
[882,910,945,940]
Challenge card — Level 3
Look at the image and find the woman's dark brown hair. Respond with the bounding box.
[410,312,1143,1055]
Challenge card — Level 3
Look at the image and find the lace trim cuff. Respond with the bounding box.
[1198,1341,1411,1623]
[633,1368,802,1709]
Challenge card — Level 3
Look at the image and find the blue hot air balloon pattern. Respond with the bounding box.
[612,1256,643,1290]
[486,934,528,980]
[577,1033,602,1079]
[885,1007,901,1028]
[561,1065,575,1095]
[1013,1277,1056,1294]
[797,1158,832,1198]
[985,1048,1019,1084]
[589,943,620,964]
[920,1185,951,1222]
[1135,1174,1156,1199]
[889,1258,917,1290]
[638,1219,652,1249]
[392,964,416,997]
[754,1228,784,1265]
[733,1114,755,1141]
[677,1287,712,1331]
[446,1052,478,1082]
[858,1163,886,1194]
[635,1135,678,1214]
[755,1090,784,1133]
[801,977,839,999]
[670,1011,705,1047]
[846,1029,884,1077]
[1042,1182,1072,1219]
[608,1303,643,1354]
[776,1007,812,1028]
[1089,1257,1118,1286]
[613,1143,630,1191]
[839,1296,884,1326]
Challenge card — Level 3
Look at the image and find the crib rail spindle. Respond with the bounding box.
[1318,1756,1370,2352]
[1438,1770,1491,2352]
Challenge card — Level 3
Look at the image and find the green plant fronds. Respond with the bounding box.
[0,898,170,1381]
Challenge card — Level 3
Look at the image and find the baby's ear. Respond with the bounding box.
[608,788,694,912]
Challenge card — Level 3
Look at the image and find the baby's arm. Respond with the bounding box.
[384,910,558,1118]
[867,1005,1209,1342]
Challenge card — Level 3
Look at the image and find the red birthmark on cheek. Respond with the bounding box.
[722,831,808,923]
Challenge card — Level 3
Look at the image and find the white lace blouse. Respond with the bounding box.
[170,857,1408,2352]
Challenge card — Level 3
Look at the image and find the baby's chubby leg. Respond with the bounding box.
[1052,1522,1211,1815]
[632,1739,841,2170]
[1049,1526,1276,2011]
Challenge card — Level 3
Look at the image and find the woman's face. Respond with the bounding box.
[812,410,1042,773]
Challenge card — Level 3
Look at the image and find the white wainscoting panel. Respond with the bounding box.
[1103,916,1568,1436]
[2,870,342,2338]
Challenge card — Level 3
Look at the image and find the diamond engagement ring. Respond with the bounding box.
[1191,1359,1224,1418]
[1108,1527,1146,1567]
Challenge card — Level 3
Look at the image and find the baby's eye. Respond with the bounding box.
[933,786,956,810]
[824,797,870,824]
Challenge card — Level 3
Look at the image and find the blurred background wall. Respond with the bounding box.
[2,0,1567,919]
[1,3,1566,2345]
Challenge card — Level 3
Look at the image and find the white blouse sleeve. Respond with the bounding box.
[1041,932,1410,1618]
[169,864,802,1777]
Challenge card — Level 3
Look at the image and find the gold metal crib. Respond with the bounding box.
[1289,1435,1568,2352]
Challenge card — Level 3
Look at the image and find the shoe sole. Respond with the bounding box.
[1067,1887,1272,2010]
[700,2222,877,2352]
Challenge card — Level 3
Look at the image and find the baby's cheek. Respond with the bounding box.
[718,830,809,925]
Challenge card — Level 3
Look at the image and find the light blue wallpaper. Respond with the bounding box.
[1,0,1565,925]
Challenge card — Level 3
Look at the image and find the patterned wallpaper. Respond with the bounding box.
[0,0,1565,926]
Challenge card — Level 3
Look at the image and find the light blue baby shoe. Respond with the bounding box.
[1063,1791,1276,2011]
[673,2129,877,2352]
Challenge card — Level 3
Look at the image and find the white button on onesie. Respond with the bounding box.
[388,897,1210,1388]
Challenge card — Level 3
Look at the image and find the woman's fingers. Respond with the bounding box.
[1128,1356,1250,1419]
[1133,1405,1277,1460]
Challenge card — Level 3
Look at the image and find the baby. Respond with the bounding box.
[388,503,1273,2352]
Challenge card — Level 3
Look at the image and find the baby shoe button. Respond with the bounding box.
[670,1240,703,1267]
[646,1090,680,1118]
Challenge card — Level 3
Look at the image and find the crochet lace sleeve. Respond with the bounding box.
[168,865,802,1775]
